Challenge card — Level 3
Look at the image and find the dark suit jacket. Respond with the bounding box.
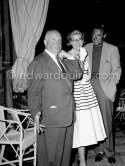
[28,51,82,127]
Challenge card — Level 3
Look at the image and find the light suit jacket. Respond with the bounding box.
[84,41,122,102]
[28,51,82,127]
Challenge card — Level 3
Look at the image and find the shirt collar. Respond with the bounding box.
[45,49,62,69]
[93,42,103,48]
[45,49,56,60]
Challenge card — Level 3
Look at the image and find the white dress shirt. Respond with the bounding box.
[45,49,63,70]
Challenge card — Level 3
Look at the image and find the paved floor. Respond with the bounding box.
[71,126,125,166]
[2,125,125,166]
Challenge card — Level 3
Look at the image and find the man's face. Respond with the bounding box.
[46,33,62,55]
[92,29,104,46]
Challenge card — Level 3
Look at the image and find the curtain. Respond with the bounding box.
[9,0,49,92]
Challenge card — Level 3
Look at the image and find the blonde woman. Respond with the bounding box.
[67,30,106,166]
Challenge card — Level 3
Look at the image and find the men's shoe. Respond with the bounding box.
[95,153,104,162]
[108,156,116,163]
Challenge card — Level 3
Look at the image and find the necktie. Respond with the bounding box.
[56,56,66,73]
[56,56,71,90]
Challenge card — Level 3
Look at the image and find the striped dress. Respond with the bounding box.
[73,74,107,148]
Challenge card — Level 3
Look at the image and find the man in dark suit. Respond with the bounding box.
[84,25,121,164]
[27,30,83,166]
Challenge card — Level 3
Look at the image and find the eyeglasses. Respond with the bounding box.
[71,39,86,44]
[71,39,83,42]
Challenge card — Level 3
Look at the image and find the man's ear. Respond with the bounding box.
[44,39,47,46]
[103,34,106,39]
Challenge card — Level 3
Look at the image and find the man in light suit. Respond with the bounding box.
[84,25,121,164]
[27,30,83,166]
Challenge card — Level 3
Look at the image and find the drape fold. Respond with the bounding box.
[9,0,49,92]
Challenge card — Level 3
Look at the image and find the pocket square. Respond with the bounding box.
[49,105,58,108]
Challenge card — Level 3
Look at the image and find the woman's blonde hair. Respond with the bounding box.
[67,30,85,46]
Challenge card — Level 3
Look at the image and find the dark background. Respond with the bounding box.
[37,0,125,46]
[36,0,125,92]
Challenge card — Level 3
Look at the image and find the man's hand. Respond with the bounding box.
[34,112,46,134]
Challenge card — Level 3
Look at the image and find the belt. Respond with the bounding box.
[91,74,100,79]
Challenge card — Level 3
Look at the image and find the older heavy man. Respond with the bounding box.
[28,30,83,166]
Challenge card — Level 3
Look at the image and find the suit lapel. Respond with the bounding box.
[43,51,72,91]
[47,53,62,73]
[87,43,93,71]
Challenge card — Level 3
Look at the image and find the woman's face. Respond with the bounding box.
[70,34,83,50]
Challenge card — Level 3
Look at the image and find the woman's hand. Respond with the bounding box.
[79,59,89,72]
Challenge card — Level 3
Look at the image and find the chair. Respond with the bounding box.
[115,97,125,121]
[0,106,36,166]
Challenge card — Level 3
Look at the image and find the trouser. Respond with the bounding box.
[91,78,115,157]
[37,123,74,166]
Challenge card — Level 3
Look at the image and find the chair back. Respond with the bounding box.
[0,106,36,166]
[0,106,6,138]
[8,109,20,123]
